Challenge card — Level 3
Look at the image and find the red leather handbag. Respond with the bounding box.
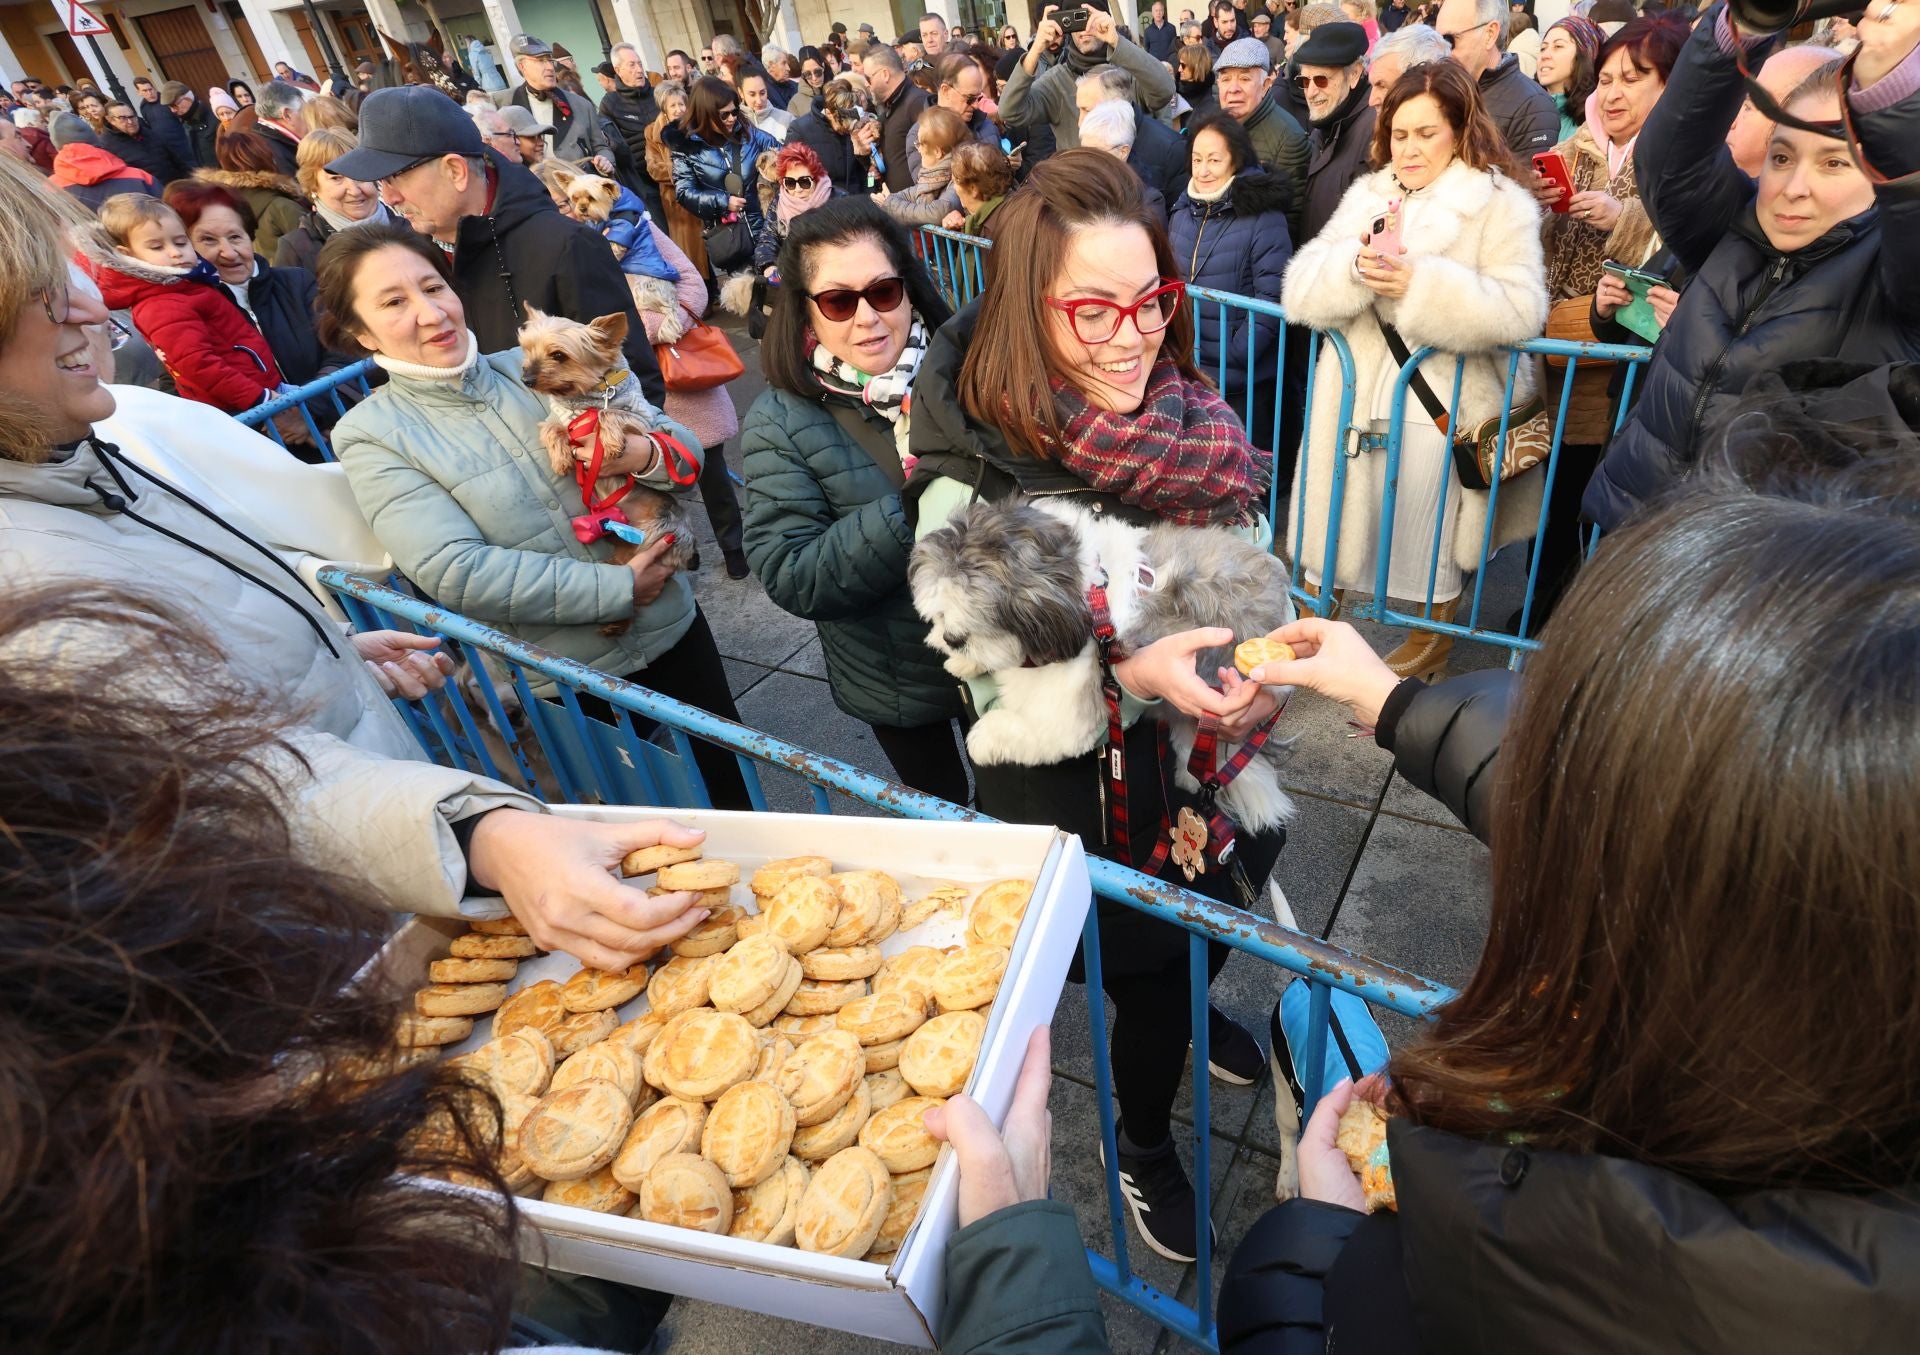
[656,321,744,392]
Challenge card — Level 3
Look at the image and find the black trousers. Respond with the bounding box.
[1524,439,1604,633]
[869,717,973,806]
[696,438,744,558]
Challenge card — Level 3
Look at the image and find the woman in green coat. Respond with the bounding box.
[740,199,967,802]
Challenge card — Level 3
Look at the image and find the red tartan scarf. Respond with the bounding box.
[1046,360,1259,527]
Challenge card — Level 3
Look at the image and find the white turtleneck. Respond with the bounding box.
[371,330,481,383]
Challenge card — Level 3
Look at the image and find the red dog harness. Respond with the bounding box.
[566,407,700,544]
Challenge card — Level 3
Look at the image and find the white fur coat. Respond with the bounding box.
[1281,160,1550,585]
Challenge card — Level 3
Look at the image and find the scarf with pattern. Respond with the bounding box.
[810,317,930,463]
[1046,360,1259,526]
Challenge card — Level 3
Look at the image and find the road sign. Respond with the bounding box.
[66,1,110,38]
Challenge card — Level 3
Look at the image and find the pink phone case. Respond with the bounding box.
[1367,197,1404,256]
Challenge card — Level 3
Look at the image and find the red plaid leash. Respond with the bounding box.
[1185,695,1286,870]
[1089,572,1173,877]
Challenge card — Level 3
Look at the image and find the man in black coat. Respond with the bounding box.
[133,75,197,170]
[1143,0,1181,61]
[101,100,190,187]
[787,101,871,195]
[600,42,661,212]
[857,43,926,191]
[1294,21,1374,244]
[1080,65,1190,203]
[329,86,665,407]
[1434,0,1557,157]
[161,81,218,169]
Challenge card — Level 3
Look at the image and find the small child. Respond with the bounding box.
[88,193,284,414]
[878,105,968,226]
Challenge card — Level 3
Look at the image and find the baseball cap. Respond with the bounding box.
[496,105,552,137]
[509,33,551,58]
[1215,37,1273,72]
[326,85,484,180]
[1294,20,1367,67]
[592,61,615,78]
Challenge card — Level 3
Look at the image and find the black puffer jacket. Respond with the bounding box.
[1582,5,1920,531]
[216,256,346,388]
[786,111,867,195]
[1373,670,1510,846]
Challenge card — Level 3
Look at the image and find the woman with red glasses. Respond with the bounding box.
[907,148,1282,1267]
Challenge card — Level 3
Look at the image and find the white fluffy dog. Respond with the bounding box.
[910,497,1298,832]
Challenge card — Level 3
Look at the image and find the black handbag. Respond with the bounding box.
[701,146,753,270]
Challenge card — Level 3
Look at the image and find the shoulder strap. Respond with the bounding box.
[1374,314,1452,436]
[825,400,906,489]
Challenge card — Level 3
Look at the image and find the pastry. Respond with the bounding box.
[873,1165,931,1254]
[729,1155,810,1246]
[429,957,518,984]
[825,871,900,948]
[646,954,715,1017]
[550,1040,645,1105]
[863,1038,906,1073]
[549,1008,618,1058]
[753,1032,795,1083]
[775,1029,865,1127]
[790,1075,871,1161]
[701,1080,797,1188]
[709,935,795,1013]
[900,883,970,932]
[655,1009,760,1101]
[794,1146,892,1258]
[518,1080,634,1180]
[968,879,1033,948]
[415,982,508,1018]
[862,885,902,947]
[638,1152,734,1234]
[449,932,540,960]
[450,1027,555,1097]
[493,980,567,1040]
[1234,636,1296,676]
[671,906,741,959]
[642,1010,703,1091]
[784,977,867,1017]
[836,991,929,1046]
[763,876,838,955]
[394,1012,473,1048]
[859,1096,944,1173]
[872,946,945,1006]
[559,964,648,1013]
[771,1012,839,1040]
[620,843,703,877]
[864,1068,910,1113]
[611,1095,709,1191]
[741,960,804,1028]
[750,854,834,899]
[899,1009,986,1099]
[799,945,884,981]
[735,911,767,940]
[469,915,530,936]
[658,859,742,892]
[543,1165,637,1215]
[1335,1099,1397,1212]
[932,945,1008,1013]
[607,1011,667,1056]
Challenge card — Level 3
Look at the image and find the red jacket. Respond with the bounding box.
[83,250,283,413]
[19,125,54,173]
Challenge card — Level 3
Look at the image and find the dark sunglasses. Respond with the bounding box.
[781,174,816,192]
[1295,72,1337,89]
[802,65,825,78]
[808,275,906,321]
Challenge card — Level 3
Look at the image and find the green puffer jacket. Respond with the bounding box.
[740,386,963,729]
[333,347,702,676]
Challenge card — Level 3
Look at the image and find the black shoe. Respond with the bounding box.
[1194,1005,1263,1086]
[723,548,751,580]
[1102,1131,1215,1264]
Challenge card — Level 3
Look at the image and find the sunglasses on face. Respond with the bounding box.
[803,65,824,78]
[808,275,906,322]
[1295,72,1337,89]
[781,174,816,191]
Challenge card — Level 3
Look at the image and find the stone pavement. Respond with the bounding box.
[629,314,1501,1353]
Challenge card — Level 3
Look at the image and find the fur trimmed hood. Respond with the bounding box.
[193,167,308,204]
[80,238,219,309]
[1178,166,1292,220]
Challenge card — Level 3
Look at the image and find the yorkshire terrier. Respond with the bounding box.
[552,167,688,344]
[518,306,700,635]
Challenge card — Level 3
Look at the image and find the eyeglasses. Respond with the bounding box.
[1295,72,1337,89]
[377,156,435,187]
[1044,279,1187,345]
[959,90,983,105]
[802,65,825,79]
[33,282,69,326]
[781,174,816,192]
[808,275,906,321]
[721,106,738,119]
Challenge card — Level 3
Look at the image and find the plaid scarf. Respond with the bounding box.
[810,318,929,464]
[1047,361,1259,526]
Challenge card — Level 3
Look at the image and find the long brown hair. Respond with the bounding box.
[1369,59,1519,181]
[216,122,293,178]
[0,584,522,1352]
[313,220,454,353]
[684,74,742,144]
[1391,461,1920,1193]
[958,148,1199,460]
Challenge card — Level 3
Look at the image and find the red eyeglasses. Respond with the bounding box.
[1044,279,1186,345]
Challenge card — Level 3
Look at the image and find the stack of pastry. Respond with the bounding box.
[414,846,1035,1267]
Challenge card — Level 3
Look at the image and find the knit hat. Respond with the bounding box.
[208,87,238,114]
[1215,37,1274,72]
[1548,14,1604,66]
[49,111,98,149]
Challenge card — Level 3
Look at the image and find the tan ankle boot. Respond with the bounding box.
[1384,598,1459,680]
[1298,583,1346,622]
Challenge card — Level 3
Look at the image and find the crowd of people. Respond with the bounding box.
[1,0,1917,1350]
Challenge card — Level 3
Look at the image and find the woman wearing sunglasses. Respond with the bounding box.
[752,142,839,273]
[907,150,1281,1267]
[791,44,829,118]
[739,199,968,803]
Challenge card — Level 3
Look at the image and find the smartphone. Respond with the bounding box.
[1366,197,1404,257]
[1056,7,1092,32]
[1002,140,1026,157]
[1601,259,1669,343]
[1532,151,1574,213]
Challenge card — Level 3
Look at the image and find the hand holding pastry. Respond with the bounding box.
[924,1025,1053,1228]
[1243,617,1403,728]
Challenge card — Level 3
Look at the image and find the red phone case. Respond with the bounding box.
[1534,153,1574,214]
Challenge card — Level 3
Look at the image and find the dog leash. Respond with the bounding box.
[1179,701,1286,883]
[566,409,700,544]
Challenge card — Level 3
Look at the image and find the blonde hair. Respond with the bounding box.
[0,159,98,453]
[98,192,180,250]
[296,126,359,196]
[916,105,968,159]
[1339,0,1378,20]
[301,93,357,133]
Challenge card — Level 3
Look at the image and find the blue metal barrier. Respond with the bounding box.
[234,358,377,461]
[319,567,1450,1351]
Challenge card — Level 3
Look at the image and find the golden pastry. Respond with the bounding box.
[611,1095,709,1191]
[395,1012,473,1048]
[862,883,902,947]
[1233,636,1296,676]
[836,991,929,1046]
[729,1154,810,1246]
[543,1165,636,1215]
[771,1012,839,1040]
[859,1096,945,1173]
[559,964,648,1013]
[753,1031,795,1083]
[658,859,742,892]
[872,946,946,1006]
[709,935,795,1013]
[899,1009,987,1099]
[645,954,715,1018]
[794,1145,892,1258]
[550,1039,645,1105]
[825,871,899,948]
[740,959,803,1028]
[655,1008,760,1101]
[638,1152,734,1234]
[864,1068,910,1113]
[872,1165,931,1254]
[866,1247,898,1267]
[619,843,703,878]
[735,910,767,940]
[449,931,539,960]
[784,977,868,1017]
[1336,1099,1397,1212]
[429,957,518,984]
[607,1011,666,1056]
[415,982,508,1018]
[932,945,1009,1013]
[642,1010,702,1091]
[750,854,834,899]
[775,1029,865,1127]
[671,906,741,959]
[799,945,884,981]
[449,1027,554,1097]
[493,979,567,1040]
[549,1008,617,1058]
[519,1080,634,1180]
[790,1075,872,1161]
[863,1038,906,1073]
[701,1080,798,1188]
[496,1117,541,1194]
[763,875,838,955]
[899,883,970,932]
[469,914,530,936]
[968,879,1033,948]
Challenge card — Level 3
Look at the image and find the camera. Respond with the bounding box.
[1056,7,1093,33]
[1726,0,1864,35]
